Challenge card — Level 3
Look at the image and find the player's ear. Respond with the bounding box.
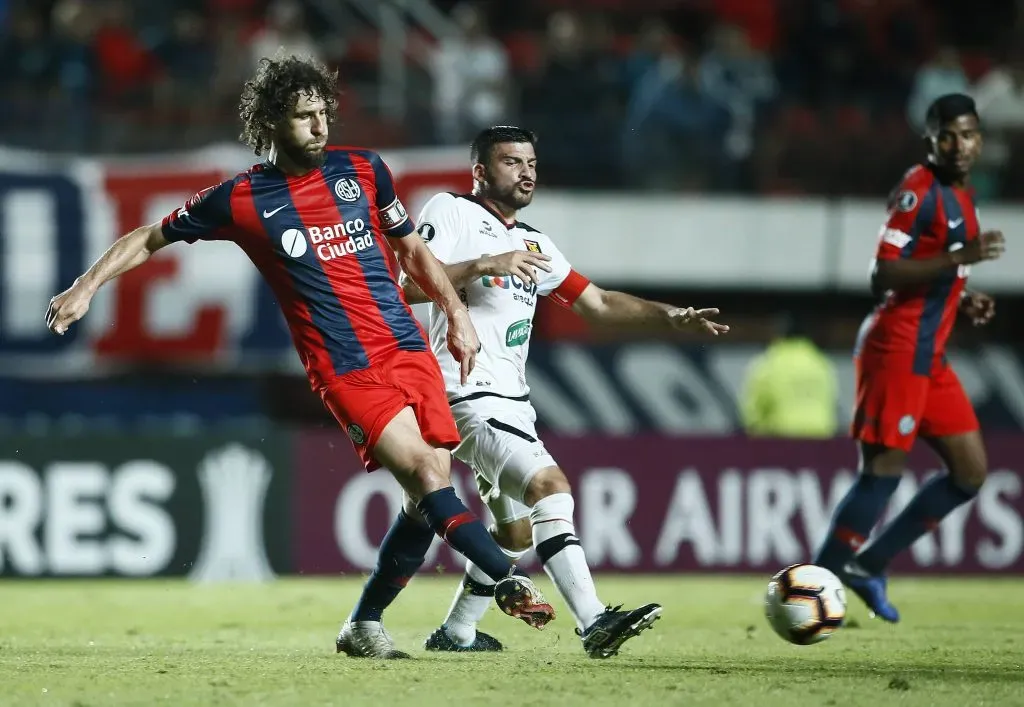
[472,162,487,184]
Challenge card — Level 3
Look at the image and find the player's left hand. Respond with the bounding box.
[447,308,481,384]
[668,307,730,335]
[960,290,995,326]
[46,281,95,335]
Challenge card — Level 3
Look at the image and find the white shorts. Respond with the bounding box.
[451,397,556,526]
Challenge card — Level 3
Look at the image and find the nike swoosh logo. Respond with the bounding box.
[948,218,964,229]
[263,205,287,218]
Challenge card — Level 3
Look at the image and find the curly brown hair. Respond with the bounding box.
[238,55,339,156]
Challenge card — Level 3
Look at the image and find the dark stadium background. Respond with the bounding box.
[1,0,1022,581]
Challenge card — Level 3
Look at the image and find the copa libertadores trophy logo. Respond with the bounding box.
[189,444,275,583]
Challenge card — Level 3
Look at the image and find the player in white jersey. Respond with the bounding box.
[403,126,730,658]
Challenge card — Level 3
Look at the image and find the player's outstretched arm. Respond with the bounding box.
[390,234,481,383]
[570,283,729,336]
[402,249,552,305]
[46,223,169,335]
[873,230,1005,294]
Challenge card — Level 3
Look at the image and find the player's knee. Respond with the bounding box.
[492,519,532,552]
[523,466,571,507]
[402,493,427,521]
[951,464,987,490]
[938,433,988,491]
[405,449,450,498]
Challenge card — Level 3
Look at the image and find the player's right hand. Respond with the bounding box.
[45,281,94,335]
[446,308,481,385]
[957,230,1006,265]
[480,250,552,286]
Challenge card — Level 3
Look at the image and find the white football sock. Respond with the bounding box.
[531,492,605,633]
[443,542,528,647]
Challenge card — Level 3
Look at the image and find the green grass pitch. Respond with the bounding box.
[2,575,1023,706]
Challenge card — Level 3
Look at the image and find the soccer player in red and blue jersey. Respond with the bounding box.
[814,94,1006,622]
[45,55,554,656]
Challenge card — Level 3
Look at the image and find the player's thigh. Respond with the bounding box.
[454,403,556,507]
[320,370,410,471]
[392,350,461,454]
[918,366,985,486]
[852,357,929,454]
[919,364,981,441]
[374,406,452,499]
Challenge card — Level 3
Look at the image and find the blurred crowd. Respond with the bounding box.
[3,0,1024,197]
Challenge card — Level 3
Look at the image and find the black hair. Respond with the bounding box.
[924,93,980,136]
[470,125,538,165]
[238,54,339,156]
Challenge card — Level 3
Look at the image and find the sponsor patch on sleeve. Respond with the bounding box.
[417,222,436,242]
[523,239,542,253]
[880,227,912,249]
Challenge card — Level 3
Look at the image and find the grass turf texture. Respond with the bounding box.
[2,575,1022,706]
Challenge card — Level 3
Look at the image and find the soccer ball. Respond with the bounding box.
[764,563,847,645]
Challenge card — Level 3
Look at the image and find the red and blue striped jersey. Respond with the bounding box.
[855,163,979,375]
[161,147,426,390]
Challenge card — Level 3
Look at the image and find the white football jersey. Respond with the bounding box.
[413,192,585,402]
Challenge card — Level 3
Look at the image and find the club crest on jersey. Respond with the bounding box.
[346,424,366,444]
[893,190,917,213]
[898,415,916,436]
[523,239,542,253]
[334,178,361,202]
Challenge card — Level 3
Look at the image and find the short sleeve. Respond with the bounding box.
[875,176,936,261]
[414,193,464,263]
[534,235,591,307]
[367,151,415,238]
[161,179,235,244]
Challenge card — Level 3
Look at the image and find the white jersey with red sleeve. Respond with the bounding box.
[411,192,590,401]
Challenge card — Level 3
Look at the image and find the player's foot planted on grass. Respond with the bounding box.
[336,620,412,659]
[577,603,663,659]
[424,626,503,652]
[841,563,900,623]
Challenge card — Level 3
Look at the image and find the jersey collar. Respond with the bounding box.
[464,193,517,229]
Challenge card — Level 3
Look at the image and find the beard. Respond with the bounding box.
[481,178,534,211]
[276,133,327,171]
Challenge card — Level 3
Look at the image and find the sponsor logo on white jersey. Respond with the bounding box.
[505,319,532,347]
[483,272,540,297]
